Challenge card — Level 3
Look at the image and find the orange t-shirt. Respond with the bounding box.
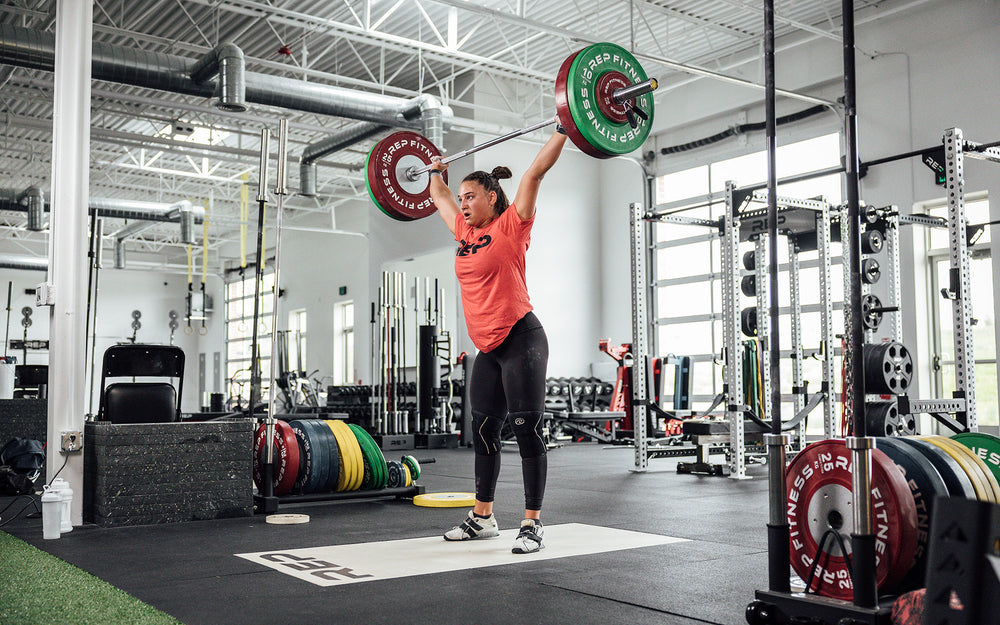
[454,205,533,352]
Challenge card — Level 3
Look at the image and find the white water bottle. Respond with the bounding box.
[41,486,62,540]
[50,477,73,533]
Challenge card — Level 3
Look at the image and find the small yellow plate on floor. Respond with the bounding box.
[413,492,476,508]
[266,513,310,524]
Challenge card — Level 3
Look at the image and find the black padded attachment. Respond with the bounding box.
[102,344,185,378]
[103,382,178,424]
[98,344,185,422]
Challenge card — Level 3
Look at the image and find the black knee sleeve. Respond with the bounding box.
[472,410,503,456]
[508,411,547,458]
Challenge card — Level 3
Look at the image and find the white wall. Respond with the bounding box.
[471,137,605,376]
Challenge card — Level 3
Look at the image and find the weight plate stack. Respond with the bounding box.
[862,258,881,284]
[324,420,348,492]
[317,420,341,492]
[306,420,332,494]
[386,461,403,488]
[935,436,1000,503]
[900,436,978,499]
[917,436,997,503]
[349,424,387,489]
[740,307,757,338]
[252,421,299,496]
[866,401,914,437]
[861,229,884,254]
[401,455,421,481]
[327,420,356,492]
[861,294,883,331]
[875,436,951,589]
[335,420,365,491]
[784,439,919,600]
[863,342,913,394]
[952,432,1000,488]
[288,420,328,494]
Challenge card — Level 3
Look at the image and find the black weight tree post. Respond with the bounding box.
[762,0,791,596]
[842,0,878,608]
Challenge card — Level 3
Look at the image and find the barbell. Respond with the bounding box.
[365,42,658,221]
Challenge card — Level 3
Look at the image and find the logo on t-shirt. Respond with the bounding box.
[456,234,492,257]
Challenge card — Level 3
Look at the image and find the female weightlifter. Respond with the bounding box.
[427,127,567,554]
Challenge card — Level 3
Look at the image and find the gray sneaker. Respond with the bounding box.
[443,511,500,541]
[511,519,544,554]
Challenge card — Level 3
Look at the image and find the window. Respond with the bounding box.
[225,271,274,405]
[653,133,842,422]
[924,195,997,426]
[333,301,355,385]
[288,309,308,375]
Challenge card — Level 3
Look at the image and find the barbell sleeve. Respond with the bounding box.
[612,77,657,104]
[257,129,269,203]
[274,118,288,196]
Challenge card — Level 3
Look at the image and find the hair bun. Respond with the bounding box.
[491,166,513,181]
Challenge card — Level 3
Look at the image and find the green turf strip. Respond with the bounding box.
[0,531,182,625]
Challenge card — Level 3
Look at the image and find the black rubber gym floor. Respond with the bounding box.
[3,442,770,625]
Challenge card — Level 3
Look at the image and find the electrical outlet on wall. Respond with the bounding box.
[60,430,83,453]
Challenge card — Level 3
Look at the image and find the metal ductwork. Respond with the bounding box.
[0,253,47,271]
[111,200,197,270]
[404,94,447,146]
[87,197,205,225]
[190,42,246,113]
[179,203,195,244]
[113,200,195,240]
[17,186,45,231]
[299,122,389,197]
[0,24,453,131]
[297,95,451,196]
[114,238,126,270]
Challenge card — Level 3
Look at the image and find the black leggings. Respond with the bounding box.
[469,312,548,511]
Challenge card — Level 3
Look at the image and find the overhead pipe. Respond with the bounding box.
[0,24,453,130]
[298,94,450,196]
[17,186,45,231]
[299,122,389,197]
[112,200,195,241]
[1,191,205,225]
[113,237,126,270]
[0,253,47,271]
[190,42,246,113]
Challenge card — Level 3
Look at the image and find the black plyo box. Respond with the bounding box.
[84,420,253,527]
